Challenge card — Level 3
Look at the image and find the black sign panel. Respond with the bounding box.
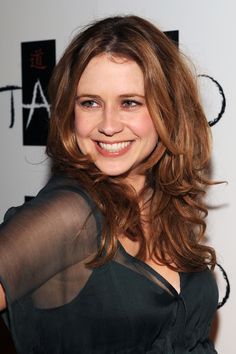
[25,196,34,202]
[21,40,55,145]
[165,30,179,46]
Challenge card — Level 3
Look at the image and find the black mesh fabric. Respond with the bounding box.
[0,175,219,353]
[0,176,100,307]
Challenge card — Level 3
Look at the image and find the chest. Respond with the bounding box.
[118,236,180,293]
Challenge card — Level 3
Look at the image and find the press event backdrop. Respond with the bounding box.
[0,0,235,352]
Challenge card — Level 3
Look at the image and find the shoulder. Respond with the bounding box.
[37,174,93,202]
[4,174,101,231]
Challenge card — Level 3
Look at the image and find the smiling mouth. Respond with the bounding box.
[97,141,132,153]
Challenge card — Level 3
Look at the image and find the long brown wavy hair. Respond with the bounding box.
[47,15,216,272]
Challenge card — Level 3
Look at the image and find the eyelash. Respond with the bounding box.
[79,99,142,109]
[121,100,142,108]
[79,100,99,108]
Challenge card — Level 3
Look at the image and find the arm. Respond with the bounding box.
[0,177,99,307]
[0,283,6,311]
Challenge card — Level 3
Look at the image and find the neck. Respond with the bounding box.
[123,174,146,193]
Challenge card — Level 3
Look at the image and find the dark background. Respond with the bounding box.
[0,319,17,353]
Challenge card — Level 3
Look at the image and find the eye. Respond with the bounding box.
[121,99,142,108]
[79,100,99,108]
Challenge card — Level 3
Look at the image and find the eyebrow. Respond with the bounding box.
[119,94,145,98]
[76,93,145,99]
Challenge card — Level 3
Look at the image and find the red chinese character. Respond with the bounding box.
[30,48,47,69]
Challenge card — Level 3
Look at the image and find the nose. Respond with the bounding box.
[98,107,124,136]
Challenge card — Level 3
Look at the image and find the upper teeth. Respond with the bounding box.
[99,141,131,152]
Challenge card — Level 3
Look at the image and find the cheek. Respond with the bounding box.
[74,116,93,155]
[130,114,157,138]
[74,115,92,138]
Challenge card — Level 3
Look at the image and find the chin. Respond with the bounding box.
[100,170,127,177]
[95,163,129,177]
[95,164,129,177]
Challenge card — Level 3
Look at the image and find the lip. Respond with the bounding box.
[94,140,133,157]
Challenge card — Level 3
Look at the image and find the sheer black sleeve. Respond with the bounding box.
[0,175,101,309]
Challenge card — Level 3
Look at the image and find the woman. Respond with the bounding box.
[0,15,218,353]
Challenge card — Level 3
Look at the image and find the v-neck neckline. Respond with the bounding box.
[117,240,182,296]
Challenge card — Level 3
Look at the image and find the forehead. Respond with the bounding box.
[77,53,145,94]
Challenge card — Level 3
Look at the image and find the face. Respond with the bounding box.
[74,53,158,190]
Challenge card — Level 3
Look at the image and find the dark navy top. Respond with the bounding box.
[0,176,218,353]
